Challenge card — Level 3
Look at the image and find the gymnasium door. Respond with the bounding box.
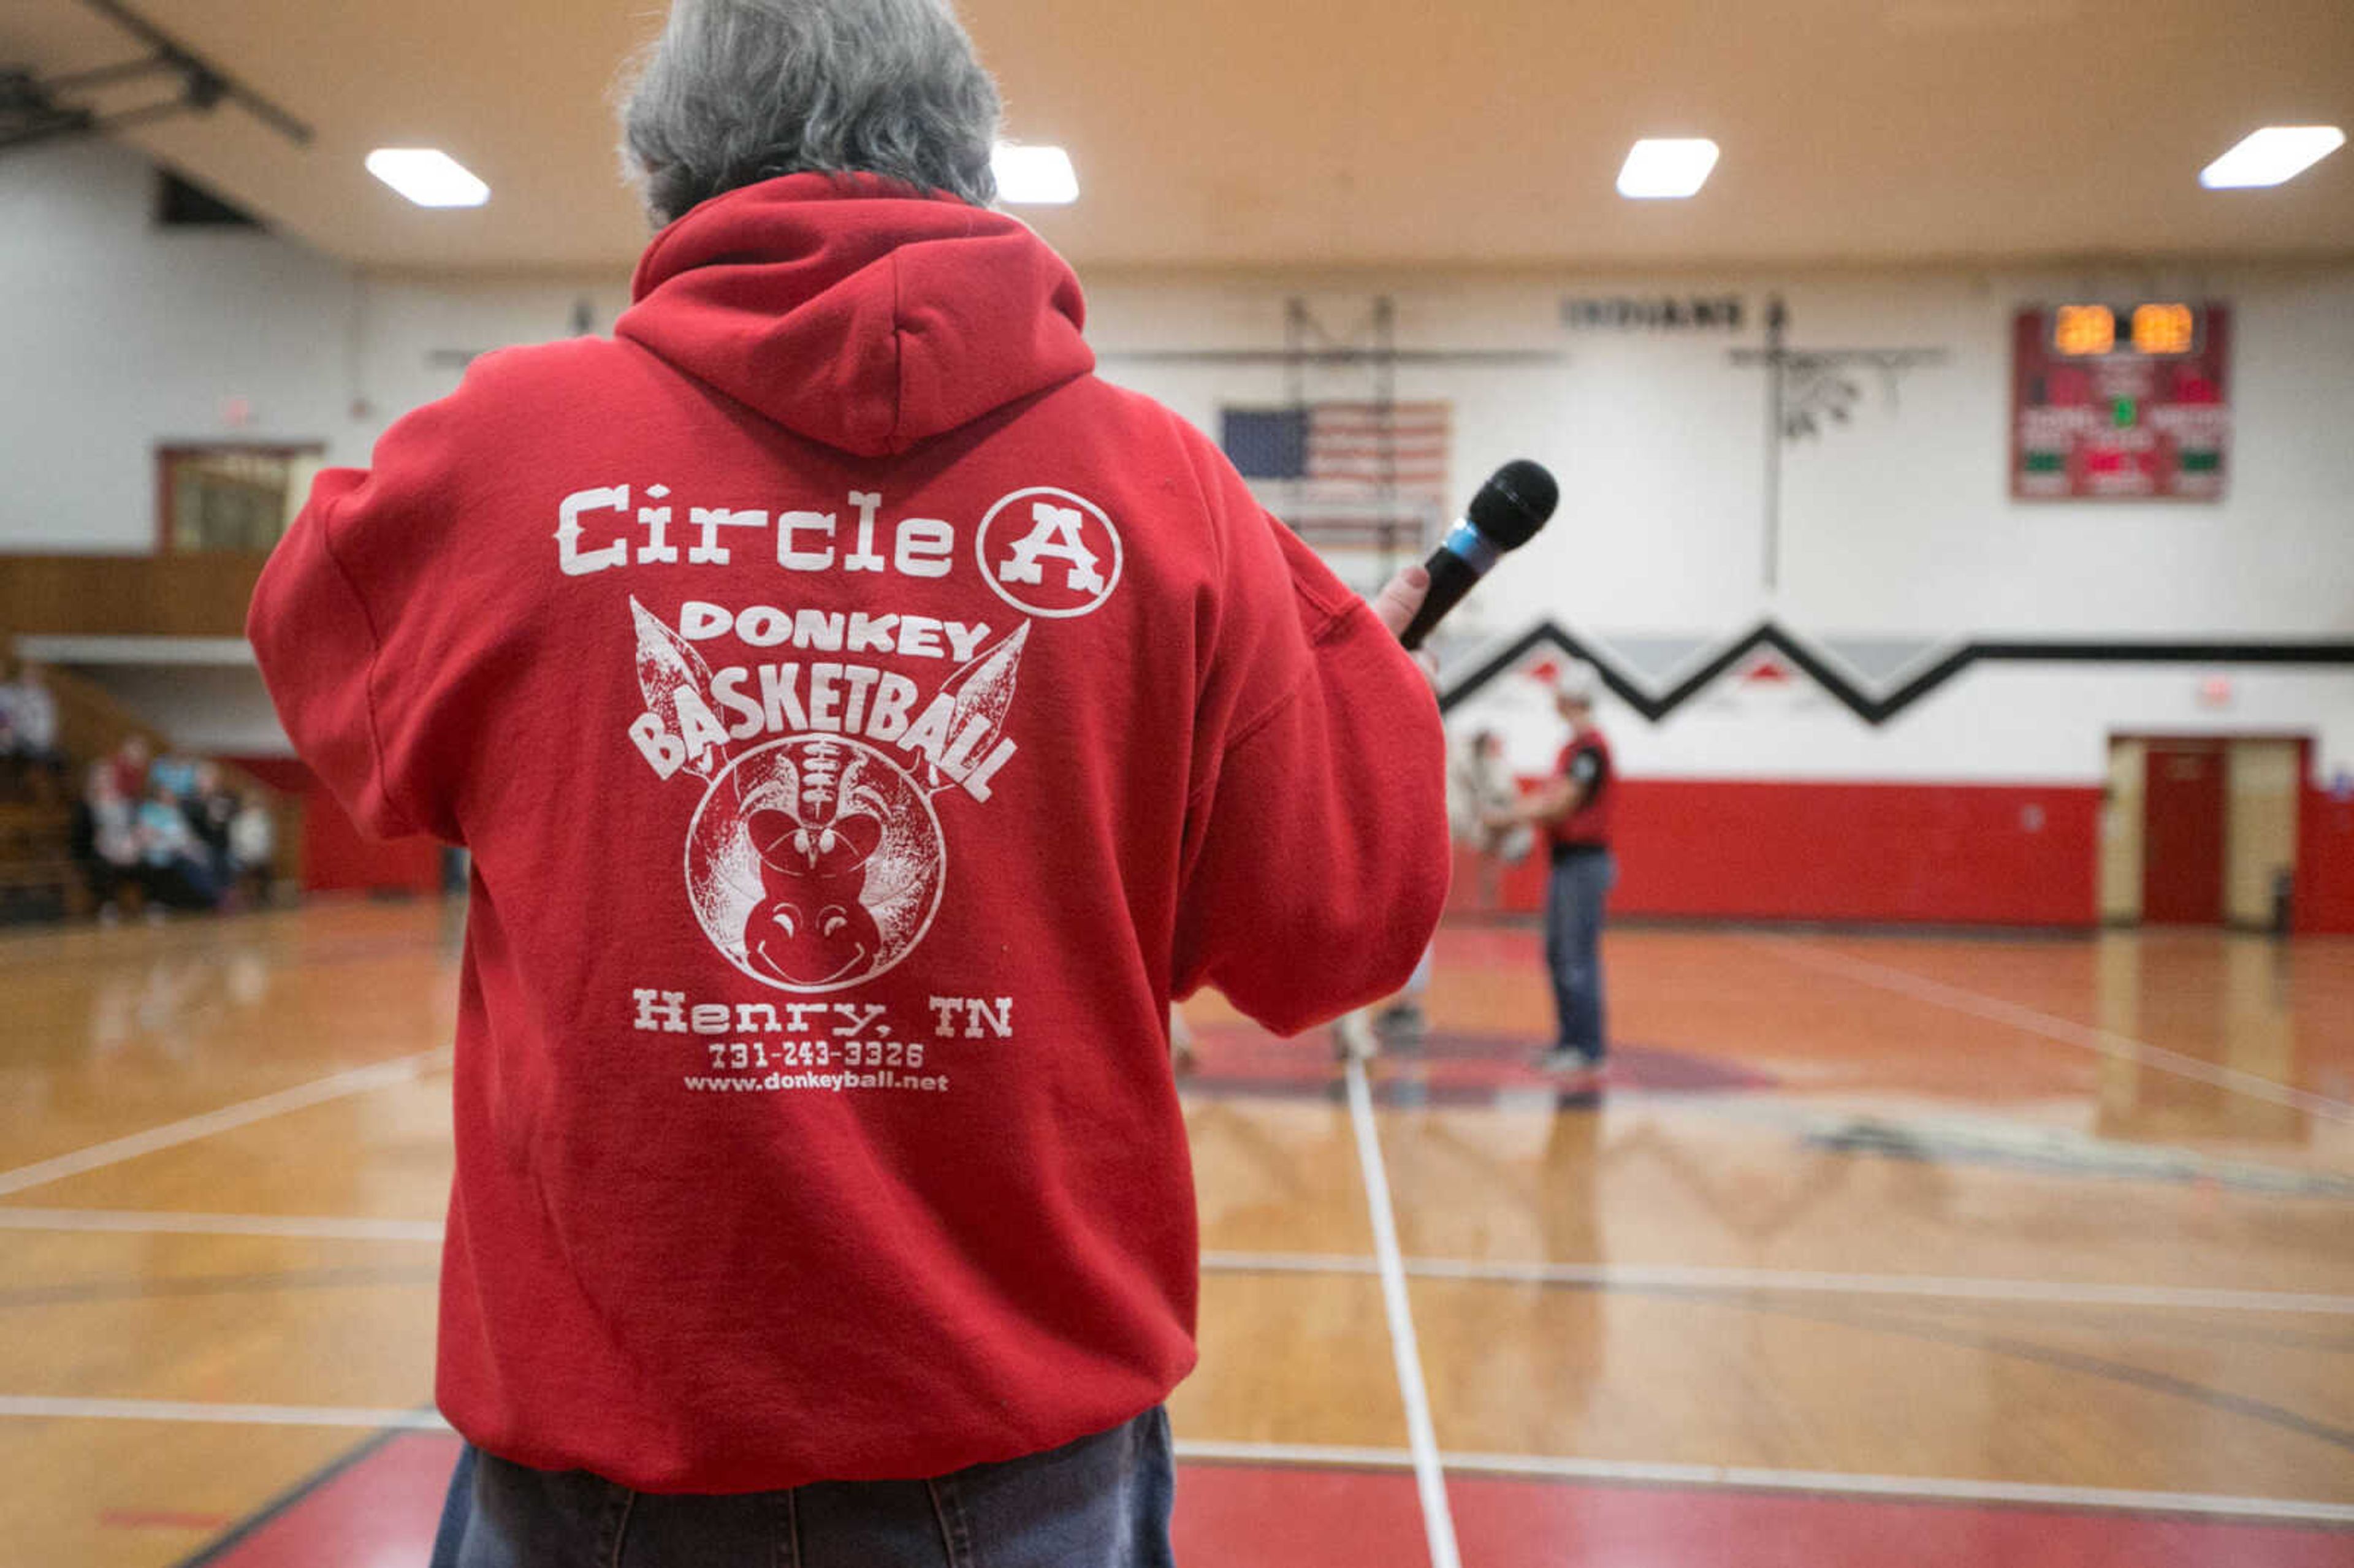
[2142,742,2225,924]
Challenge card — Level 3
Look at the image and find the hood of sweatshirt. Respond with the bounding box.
[616,173,1095,459]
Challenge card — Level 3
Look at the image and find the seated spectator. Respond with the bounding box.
[71,763,144,921]
[183,761,239,881]
[227,792,276,905]
[136,786,221,911]
[109,736,152,802]
[0,661,65,800]
[148,752,202,800]
[0,661,59,756]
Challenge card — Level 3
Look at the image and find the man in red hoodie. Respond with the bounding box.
[248,1,1447,1563]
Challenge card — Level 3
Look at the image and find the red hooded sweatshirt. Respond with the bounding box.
[248,174,1448,1494]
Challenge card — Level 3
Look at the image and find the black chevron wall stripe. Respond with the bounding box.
[1438,621,2354,727]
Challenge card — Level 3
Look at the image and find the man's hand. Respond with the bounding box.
[1369,564,1441,687]
[1369,563,1431,639]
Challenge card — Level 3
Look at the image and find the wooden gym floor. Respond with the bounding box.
[1,899,2350,1567]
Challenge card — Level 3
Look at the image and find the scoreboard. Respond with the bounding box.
[2011,302,2230,500]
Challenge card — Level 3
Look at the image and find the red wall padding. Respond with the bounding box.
[218,755,2350,931]
[1450,778,2105,927]
[219,755,444,896]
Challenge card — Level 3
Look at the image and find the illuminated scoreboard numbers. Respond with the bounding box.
[2054,304,2115,357]
[2052,302,2199,357]
[2131,302,2195,356]
[2012,300,2227,502]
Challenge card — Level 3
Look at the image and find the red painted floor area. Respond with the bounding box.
[186,1436,2354,1568]
[1174,1463,1430,1566]
[186,1431,457,1568]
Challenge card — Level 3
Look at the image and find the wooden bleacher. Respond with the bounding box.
[0,801,79,923]
[0,637,304,925]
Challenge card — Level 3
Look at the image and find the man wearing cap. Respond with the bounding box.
[1488,663,1616,1076]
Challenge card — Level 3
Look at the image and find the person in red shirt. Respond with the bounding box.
[107,734,151,803]
[1488,662,1616,1078]
[248,1,1449,1563]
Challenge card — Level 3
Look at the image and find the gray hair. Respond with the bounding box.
[619,0,1000,223]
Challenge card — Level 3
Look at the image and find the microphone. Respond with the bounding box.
[1398,460,1557,650]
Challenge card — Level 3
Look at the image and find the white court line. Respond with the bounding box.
[0,1049,453,1198]
[0,1395,450,1430]
[1403,1256,2354,1315]
[4,1209,2341,1315]
[1200,1249,1374,1276]
[0,1208,444,1243]
[1432,1451,2354,1525]
[7,1398,2348,1525]
[1182,1440,2354,1524]
[1755,937,2354,1125]
[1199,1250,2354,1315]
[1344,1053,1461,1568]
[1177,1437,1413,1469]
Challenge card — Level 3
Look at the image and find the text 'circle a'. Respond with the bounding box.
[975,487,1124,619]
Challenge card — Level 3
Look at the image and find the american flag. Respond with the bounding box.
[1221,402,1453,552]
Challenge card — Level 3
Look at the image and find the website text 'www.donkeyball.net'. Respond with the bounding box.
[682,1068,950,1094]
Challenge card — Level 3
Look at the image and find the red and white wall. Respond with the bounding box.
[1434,652,2351,931]
[6,139,2350,923]
[1081,270,2354,931]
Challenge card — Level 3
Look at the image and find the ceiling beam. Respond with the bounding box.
[0,0,312,158]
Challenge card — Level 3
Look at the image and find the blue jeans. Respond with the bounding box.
[430,1406,1175,1568]
[1543,847,1615,1059]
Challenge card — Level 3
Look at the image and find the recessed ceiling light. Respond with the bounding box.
[1617,137,1720,199]
[2198,126,2344,189]
[366,148,490,208]
[993,143,1078,206]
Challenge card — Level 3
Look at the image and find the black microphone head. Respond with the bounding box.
[1466,460,1557,549]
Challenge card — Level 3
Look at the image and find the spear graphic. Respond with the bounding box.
[630,595,731,783]
[922,622,1029,795]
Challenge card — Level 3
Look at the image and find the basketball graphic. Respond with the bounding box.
[684,735,945,992]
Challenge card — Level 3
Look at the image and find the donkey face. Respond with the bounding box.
[736,744,891,988]
[741,809,883,986]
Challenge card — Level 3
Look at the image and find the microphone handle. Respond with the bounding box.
[1398,533,1493,650]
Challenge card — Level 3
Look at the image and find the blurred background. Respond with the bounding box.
[0,3,2349,1566]
[2,0,2349,923]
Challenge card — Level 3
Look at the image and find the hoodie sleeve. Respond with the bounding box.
[246,391,474,845]
[1169,432,1451,1037]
